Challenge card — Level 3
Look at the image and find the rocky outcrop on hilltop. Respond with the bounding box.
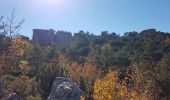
[47,77,84,100]
[32,29,73,45]
[32,29,55,45]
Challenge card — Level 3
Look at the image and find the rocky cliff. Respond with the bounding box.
[32,29,73,46]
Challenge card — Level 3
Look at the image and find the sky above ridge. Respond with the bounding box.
[0,0,170,38]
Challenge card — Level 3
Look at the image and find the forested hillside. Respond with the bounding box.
[1,15,170,100]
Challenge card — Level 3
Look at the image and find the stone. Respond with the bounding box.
[47,77,84,100]
[4,93,23,100]
[32,29,73,46]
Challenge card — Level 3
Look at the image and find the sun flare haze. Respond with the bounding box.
[31,0,66,10]
[42,0,63,5]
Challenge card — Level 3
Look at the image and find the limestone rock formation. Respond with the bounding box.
[32,29,73,46]
[32,29,55,45]
[47,77,84,100]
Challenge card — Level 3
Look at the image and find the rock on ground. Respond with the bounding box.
[2,93,23,100]
[47,77,84,100]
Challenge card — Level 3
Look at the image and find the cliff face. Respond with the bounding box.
[55,31,73,45]
[32,29,73,45]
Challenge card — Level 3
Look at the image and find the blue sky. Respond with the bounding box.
[0,0,170,38]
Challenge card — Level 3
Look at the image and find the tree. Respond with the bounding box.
[7,37,31,75]
[0,10,25,75]
[0,75,41,100]
[79,76,86,92]
[38,51,65,99]
[127,63,159,100]
[19,60,30,76]
[9,37,31,57]
[154,53,170,99]
[0,9,24,37]
[93,61,165,100]
[93,70,123,100]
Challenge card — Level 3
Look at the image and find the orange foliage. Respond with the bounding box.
[9,38,31,57]
[0,75,40,99]
[93,64,157,100]
[58,55,99,84]
[19,60,30,75]
[93,70,120,100]
[165,36,170,44]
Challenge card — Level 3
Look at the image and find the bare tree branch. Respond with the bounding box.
[0,9,24,38]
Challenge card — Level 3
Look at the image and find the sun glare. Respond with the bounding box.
[42,0,62,5]
[31,0,63,11]
[31,0,71,13]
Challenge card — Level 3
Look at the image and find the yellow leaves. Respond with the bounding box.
[65,59,99,85]
[101,43,112,51]
[93,70,149,100]
[20,60,29,65]
[165,36,170,44]
[93,70,120,100]
[80,96,85,100]
[9,38,31,57]
[19,60,30,75]
[63,58,100,99]
[128,90,139,100]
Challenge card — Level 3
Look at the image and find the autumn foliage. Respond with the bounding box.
[1,15,170,100]
[93,61,170,100]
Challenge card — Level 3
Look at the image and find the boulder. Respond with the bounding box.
[47,77,84,100]
[4,93,23,100]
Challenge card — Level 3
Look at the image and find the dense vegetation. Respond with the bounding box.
[0,14,170,100]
